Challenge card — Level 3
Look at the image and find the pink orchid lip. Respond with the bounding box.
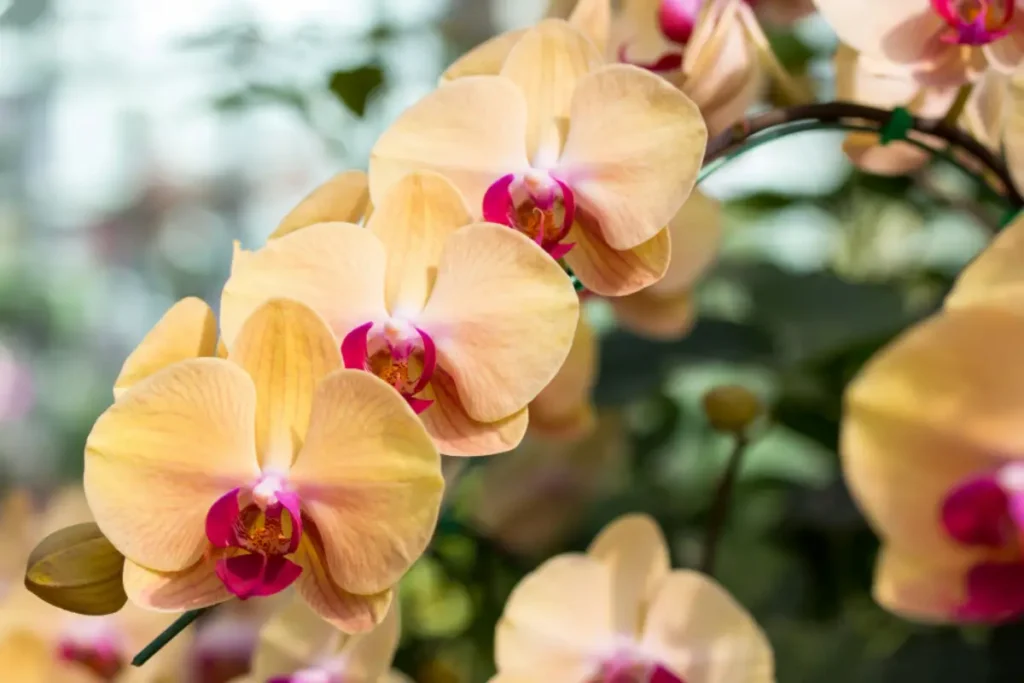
[658,0,701,44]
[932,0,1014,45]
[205,483,304,600]
[57,636,124,681]
[341,322,437,414]
[482,173,577,260]
[616,43,684,73]
[591,657,685,683]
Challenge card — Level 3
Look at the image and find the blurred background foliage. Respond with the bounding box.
[1,0,1021,681]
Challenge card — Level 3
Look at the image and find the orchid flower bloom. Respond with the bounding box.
[370,20,707,297]
[609,189,721,339]
[0,488,191,683]
[814,0,1024,87]
[221,172,580,457]
[228,596,411,683]
[492,513,774,682]
[842,213,1024,622]
[268,170,371,239]
[85,297,443,631]
[529,315,598,440]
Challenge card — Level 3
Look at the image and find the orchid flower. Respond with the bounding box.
[268,170,371,239]
[228,596,410,683]
[370,19,707,297]
[221,171,580,457]
[85,297,443,631]
[814,0,1024,87]
[528,314,599,440]
[492,513,774,682]
[842,213,1024,622]
[609,189,721,339]
[0,487,192,683]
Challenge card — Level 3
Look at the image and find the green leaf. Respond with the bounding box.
[328,64,385,117]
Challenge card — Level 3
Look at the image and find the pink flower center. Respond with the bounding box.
[341,321,437,414]
[940,465,1024,620]
[56,619,124,681]
[931,0,1014,45]
[483,172,576,260]
[587,658,685,683]
[205,475,304,600]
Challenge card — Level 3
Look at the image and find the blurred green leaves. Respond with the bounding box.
[328,64,385,117]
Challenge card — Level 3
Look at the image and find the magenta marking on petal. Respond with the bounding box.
[616,43,684,72]
[483,173,517,227]
[406,397,434,414]
[341,322,374,370]
[959,561,1024,621]
[650,664,685,683]
[251,556,302,597]
[206,488,242,549]
[547,242,575,260]
[941,475,1009,547]
[411,327,437,395]
[217,554,266,600]
[551,177,576,244]
[930,0,959,23]
[276,490,304,554]
[658,0,699,44]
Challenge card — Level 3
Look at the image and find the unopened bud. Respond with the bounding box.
[702,385,763,434]
[25,522,127,615]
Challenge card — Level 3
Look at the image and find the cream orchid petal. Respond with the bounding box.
[343,597,402,680]
[270,171,370,239]
[962,70,1008,151]
[441,29,526,82]
[499,19,604,162]
[984,13,1024,73]
[615,0,677,65]
[85,358,259,572]
[651,190,722,296]
[366,171,473,315]
[641,570,774,683]
[947,212,1024,313]
[369,77,531,212]
[113,297,219,397]
[221,224,389,347]
[289,371,442,595]
[227,299,342,471]
[558,64,706,251]
[421,374,530,456]
[250,596,346,679]
[123,557,234,612]
[495,553,615,676]
[873,545,977,623]
[1005,67,1024,197]
[587,513,671,635]
[418,224,580,423]
[812,0,942,66]
[610,290,696,340]
[567,0,612,54]
[296,536,394,633]
[843,308,1024,560]
[528,316,597,437]
[564,219,671,297]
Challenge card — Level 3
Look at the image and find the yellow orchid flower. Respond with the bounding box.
[0,487,190,683]
[227,595,410,683]
[491,513,774,682]
[814,0,1024,89]
[85,297,443,632]
[609,189,721,340]
[370,19,707,297]
[842,213,1024,622]
[221,171,580,457]
[269,170,371,239]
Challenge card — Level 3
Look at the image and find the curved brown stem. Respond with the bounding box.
[699,434,750,577]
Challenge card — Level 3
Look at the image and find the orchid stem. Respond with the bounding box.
[699,434,750,577]
[131,607,210,667]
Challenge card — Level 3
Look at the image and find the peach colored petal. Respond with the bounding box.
[441,29,526,82]
[615,0,676,65]
[366,171,473,315]
[123,556,234,612]
[227,299,342,471]
[85,358,259,572]
[289,370,442,595]
[528,316,597,438]
[567,0,612,54]
[369,77,530,212]
[962,70,1008,151]
[270,170,370,239]
[651,190,722,296]
[113,297,219,397]
[610,290,696,340]
[812,0,943,67]
[421,372,529,456]
[499,19,604,163]
[565,218,671,297]
[527,401,595,441]
[588,513,671,636]
[495,553,614,678]
[251,596,348,678]
[418,224,580,423]
[641,570,774,683]
[842,308,1024,557]
[342,597,402,680]
[984,13,1024,73]
[295,536,393,633]
[946,211,1024,313]
[1005,68,1024,197]
[558,64,706,251]
[221,224,389,346]
[872,545,974,623]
